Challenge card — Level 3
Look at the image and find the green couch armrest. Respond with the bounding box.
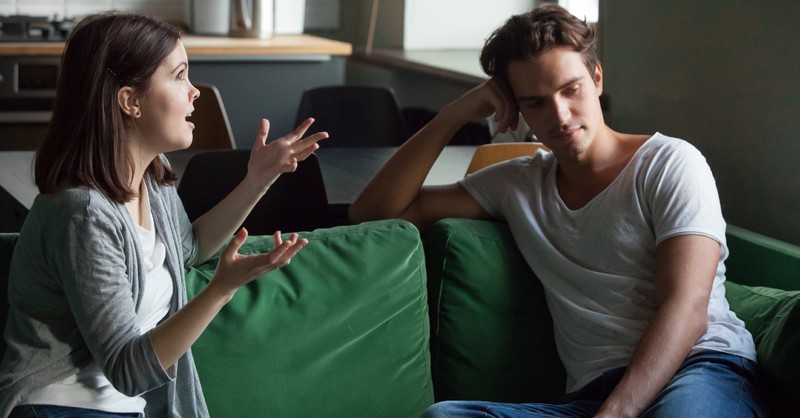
[726,225,800,291]
[186,220,433,418]
[424,218,565,403]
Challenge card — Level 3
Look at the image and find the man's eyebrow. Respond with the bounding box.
[516,76,584,102]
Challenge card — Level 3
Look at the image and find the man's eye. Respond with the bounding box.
[525,100,544,109]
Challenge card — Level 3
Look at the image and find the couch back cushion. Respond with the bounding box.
[186,220,433,418]
[424,218,565,403]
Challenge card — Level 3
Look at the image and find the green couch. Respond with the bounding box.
[0,219,798,417]
[424,219,800,417]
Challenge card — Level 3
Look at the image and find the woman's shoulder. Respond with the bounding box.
[30,187,123,225]
[46,186,113,208]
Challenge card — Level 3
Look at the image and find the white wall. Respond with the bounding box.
[0,0,187,22]
[403,0,534,49]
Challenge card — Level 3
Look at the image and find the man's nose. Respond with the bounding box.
[553,97,571,125]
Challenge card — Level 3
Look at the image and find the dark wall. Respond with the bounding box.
[601,1,800,244]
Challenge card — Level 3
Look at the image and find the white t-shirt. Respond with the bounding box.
[460,133,756,392]
[23,183,174,412]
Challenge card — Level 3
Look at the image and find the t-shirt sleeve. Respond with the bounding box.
[644,140,727,248]
[459,158,529,221]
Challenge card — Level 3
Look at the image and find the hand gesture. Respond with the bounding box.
[448,77,519,134]
[211,228,308,296]
[246,118,328,192]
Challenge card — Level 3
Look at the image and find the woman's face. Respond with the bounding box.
[134,41,200,155]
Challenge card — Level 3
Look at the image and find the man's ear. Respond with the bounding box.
[594,62,604,96]
[117,86,141,118]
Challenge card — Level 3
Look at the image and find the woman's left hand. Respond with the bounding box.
[210,228,308,296]
[246,118,328,192]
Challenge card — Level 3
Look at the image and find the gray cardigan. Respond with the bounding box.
[0,172,209,417]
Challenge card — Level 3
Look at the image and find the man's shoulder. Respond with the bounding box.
[646,132,700,148]
[640,133,704,160]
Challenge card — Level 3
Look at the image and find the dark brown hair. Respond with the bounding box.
[35,12,181,202]
[480,4,597,85]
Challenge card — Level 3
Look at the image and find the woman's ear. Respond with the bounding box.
[117,86,141,118]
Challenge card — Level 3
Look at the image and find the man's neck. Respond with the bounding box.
[555,129,649,209]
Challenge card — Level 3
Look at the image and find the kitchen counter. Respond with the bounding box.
[0,34,352,57]
[0,34,352,147]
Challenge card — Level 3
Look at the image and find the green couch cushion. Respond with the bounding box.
[725,281,800,414]
[186,220,433,418]
[424,218,565,403]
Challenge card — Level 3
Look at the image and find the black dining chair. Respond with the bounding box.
[186,83,237,151]
[294,85,410,147]
[177,150,330,236]
[0,186,27,233]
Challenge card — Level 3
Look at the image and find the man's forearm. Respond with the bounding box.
[594,293,709,417]
[348,106,465,223]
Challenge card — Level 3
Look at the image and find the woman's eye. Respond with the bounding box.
[177,72,185,81]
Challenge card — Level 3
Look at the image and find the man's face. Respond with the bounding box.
[507,48,604,160]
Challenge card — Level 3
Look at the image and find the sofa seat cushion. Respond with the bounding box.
[725,281,799,415]
[186,220,433,418]
[424,218,565,403]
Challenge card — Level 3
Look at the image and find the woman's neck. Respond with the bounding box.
[125,180,145,226]
[126,144,153,227]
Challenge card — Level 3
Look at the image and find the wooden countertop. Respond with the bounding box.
[0,34,352,57]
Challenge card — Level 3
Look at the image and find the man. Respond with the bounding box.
[349,4,766,417]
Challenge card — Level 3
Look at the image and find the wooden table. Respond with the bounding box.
[0,146,477,230]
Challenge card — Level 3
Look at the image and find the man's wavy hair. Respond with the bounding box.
[480,4,597,86]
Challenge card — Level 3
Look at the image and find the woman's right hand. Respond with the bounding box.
[209,228,308,298]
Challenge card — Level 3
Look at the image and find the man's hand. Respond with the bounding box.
[445,77,520,134]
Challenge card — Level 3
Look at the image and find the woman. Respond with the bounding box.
[0,12,326,418]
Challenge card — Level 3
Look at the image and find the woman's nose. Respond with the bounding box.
[190,83,200,101]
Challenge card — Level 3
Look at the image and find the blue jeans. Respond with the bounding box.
[9,405,143,418]
[421,352,768,417]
